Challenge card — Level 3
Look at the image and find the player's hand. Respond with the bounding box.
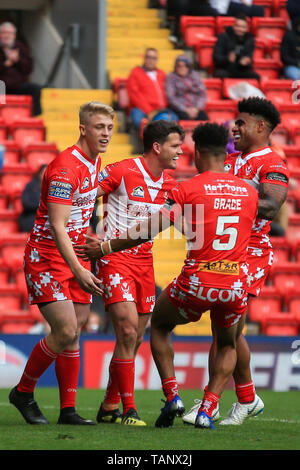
[75,235,103,260]
[74,267,104,296]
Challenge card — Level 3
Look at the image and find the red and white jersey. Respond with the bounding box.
[224,146,289,249]
[27,145,102,251]
[99,156,177,264]
[160,171,258,290]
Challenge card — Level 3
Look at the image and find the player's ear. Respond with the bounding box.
[153,141,161,154]
[79,123,86,136]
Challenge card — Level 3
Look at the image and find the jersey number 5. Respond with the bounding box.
[212,215,239,251]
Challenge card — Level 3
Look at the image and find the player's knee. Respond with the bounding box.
[56,325,79,349]
[118,322,138,346]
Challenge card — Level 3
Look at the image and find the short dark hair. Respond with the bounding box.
[192,122,228,154]
[143,120,185,152]
[238,97,281,131]
[235,12,248,22]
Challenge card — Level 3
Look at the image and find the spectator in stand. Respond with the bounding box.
[188,0,220,16]
[213,13,260,79]
[18,164,47,233]
[280,16,300,81]
[287,0,300,31]
[0,22,42,116]
[127,48,178,130]
[165,54,208,121]
[226,0,264,17]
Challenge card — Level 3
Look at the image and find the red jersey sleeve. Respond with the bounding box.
[46,164,78,206]
[160,183,186,223]
[259,156,289,188]
[98,162,123,194]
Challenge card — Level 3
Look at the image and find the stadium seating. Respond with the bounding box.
[291,127,300,147]
[282,147,300,170]
[0,265,10,284]
[287,214,300,241]
[180,16,215,48]
[205,100,237,123]
[10,118,46,148]
[222,78,260,99]
[22,142,59,173]
[270,237,292,263]
[0,164,33,197]
[253,58,281,80]
[270,125,290,146]
[0,310,38,334]
[195,37,217,74]
[0,95,32,125]
[261,79,294,106]
[260,312,299,336]
[273,0,289,22]
[0,285,23,311]
[202,78,222,100]
[248,286,283,323]
[251,17,287,42]
[253,0,273,17]
[113,78,129,111]
[215,16,251,35]
[0,188,8,210]
[0,141,21,166]
[269,262,300,294]
[0,210,19,235]
[0,118,8,140]
[277,104,300,132]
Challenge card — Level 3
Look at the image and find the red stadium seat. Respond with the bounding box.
[277,104,300,132]
[270,237,292,264]
[260,312,299,336]
[253,38,266,60]
[253,58,281,80]
[202,78,222,100]
[0,285,23,311]
[291,127,300,147]
[0,118,8,141]
[179,120,206,156]
[180,16,216,47]
[286,293,300,319]
[0,185,8,210]
[0,209,19,235]
[222,78,260,99]
[0,265,10,284]
[288,214,300,242]
[282,146,300,170]
[9,118,46,148]
[113,78,129,111]
[0,310,38,334]
[247,286,283,323]
[253,0,273,16]
[267,38,282,63]
[0,140,21,166]
[273,0,289,22]
[269,262,300,294]
[11,266,27,297]
[0,95,32,125]
[292,239,300,262]
[195,37,217,74]
[0,240,27,270]
[261,79,294,107]
[205,100,237,123]
[270,125,290,147]
[0,164,33,196]
[22,142,59,172]
[215,16,251,35]
[251,17,287,42]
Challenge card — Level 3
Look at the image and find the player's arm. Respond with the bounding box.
[75,209,177,260]
[257,182,288,220]
[48,202,103,295]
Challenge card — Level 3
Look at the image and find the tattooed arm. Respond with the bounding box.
[257,182,288,220]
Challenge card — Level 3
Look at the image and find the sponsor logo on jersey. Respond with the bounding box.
[131,186,144,198]
[265,172,288,184]
[81,177,89,190]
[197,260,239,275]
[48,180,72,200]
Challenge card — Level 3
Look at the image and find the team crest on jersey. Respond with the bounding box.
[224,163,231,172]
[81,177,89,190]
[131,186,144,198]
[245,165,252,176]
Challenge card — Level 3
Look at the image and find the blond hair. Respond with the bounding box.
[79,101,114,125]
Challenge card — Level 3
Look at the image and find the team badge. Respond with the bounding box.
[131,186,144,198]
[81,177,89,190]
[224,163,231,172]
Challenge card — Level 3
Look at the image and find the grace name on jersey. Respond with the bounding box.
[213,198,242,211]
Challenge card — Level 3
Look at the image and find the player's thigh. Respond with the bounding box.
[151,289,190,331]
[39,299,77,335]
[108,301,139,336]
[212,314,246,349]
[73,302,91,329]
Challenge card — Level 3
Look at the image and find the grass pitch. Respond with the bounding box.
[0,388,299,451]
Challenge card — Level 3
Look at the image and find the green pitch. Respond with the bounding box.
[0,388,299,451]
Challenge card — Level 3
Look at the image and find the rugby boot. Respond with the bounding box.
[9,386,49,425]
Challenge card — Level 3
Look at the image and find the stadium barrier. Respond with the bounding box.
[0,334,299,391]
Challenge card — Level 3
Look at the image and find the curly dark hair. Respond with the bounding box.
[238,97,281,131]
[192,122,228,153]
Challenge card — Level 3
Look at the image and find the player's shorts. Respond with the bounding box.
[96,258,155,314]
[166,274,248,329]
[246,245,274,297]
[24,243,92,305]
